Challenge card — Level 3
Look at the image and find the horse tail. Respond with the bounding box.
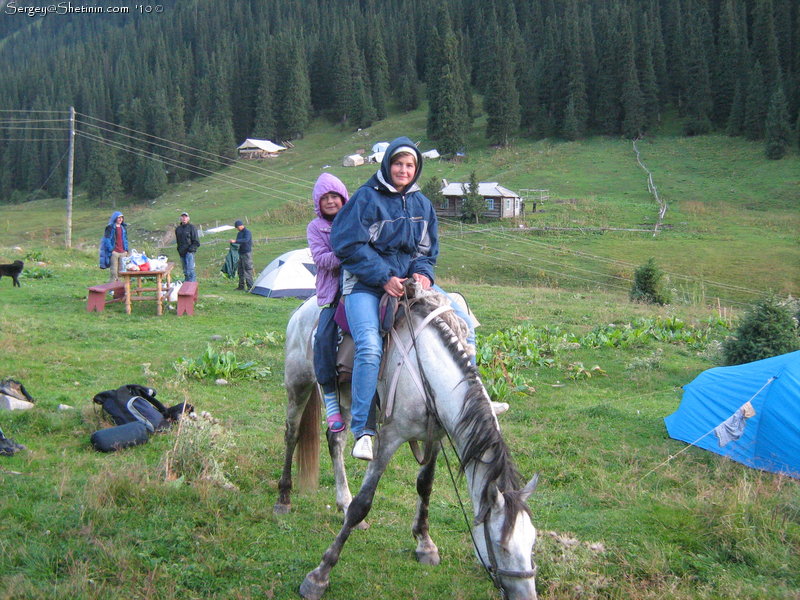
[297,384,321,490]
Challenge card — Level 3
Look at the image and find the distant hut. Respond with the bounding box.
[342,154,365,167]
[438,181,523,219]
[237,139,287,159]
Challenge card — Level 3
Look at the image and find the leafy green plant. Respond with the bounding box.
[174,344,270,380]
[21,266,54,279]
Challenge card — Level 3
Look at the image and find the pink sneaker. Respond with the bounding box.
[326,414,345,433]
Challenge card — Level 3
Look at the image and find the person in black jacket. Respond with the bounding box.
[229,220,253,290]
[175,212,200,282]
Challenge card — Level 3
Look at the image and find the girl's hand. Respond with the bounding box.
[383,276,407,297]
[412,273,431,290]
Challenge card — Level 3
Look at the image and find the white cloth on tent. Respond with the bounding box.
[714,401,756,447]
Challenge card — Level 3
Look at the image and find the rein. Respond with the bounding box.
[399,287,535,597]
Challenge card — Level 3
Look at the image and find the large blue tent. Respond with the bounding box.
[664,351,800,478]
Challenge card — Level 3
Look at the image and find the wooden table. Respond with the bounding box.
[119,262,174,315]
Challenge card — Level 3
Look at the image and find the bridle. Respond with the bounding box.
[399,285,537,599]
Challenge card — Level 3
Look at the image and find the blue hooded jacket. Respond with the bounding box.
[331,137,438,296]
[99,211,128,269]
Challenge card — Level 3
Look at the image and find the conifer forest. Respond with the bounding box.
[0,0,798,203]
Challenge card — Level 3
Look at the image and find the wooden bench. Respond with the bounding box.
[177,281,198,316]
[87,281,126,312]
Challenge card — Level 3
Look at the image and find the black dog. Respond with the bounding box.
[0,260,23,287]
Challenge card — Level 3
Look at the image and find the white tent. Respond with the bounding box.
[237,138,287,158]
[343,154,365,167]
[237,138,286,153]
[421,149,440,159]
[368,151,385,163]
[250,248,317,299]
[372,141,389,153]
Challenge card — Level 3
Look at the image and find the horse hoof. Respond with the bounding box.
[273,502,291,515]
[354,519,370,531]
[299,570,329,600]
[415,550,441,566]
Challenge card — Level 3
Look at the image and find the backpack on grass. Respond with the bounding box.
[90,384,192,452]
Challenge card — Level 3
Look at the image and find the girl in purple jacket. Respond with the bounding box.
[307,173,350,433]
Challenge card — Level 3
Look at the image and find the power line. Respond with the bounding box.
[75,111,318,190]
[77,130,307,203]
[439,218,765,303]
[76,121,309,203]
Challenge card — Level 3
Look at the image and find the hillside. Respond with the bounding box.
[1,107,797,306]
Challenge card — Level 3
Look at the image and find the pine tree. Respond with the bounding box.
[485,42,520,146]
[594,6,622,134]
[350,49,377,130]
[764,85,792,159]
[84,142,123,203]
[396,29,420,111]
[461,171,484,224]
[744,61,768,140]
[365,23,390,120]
[562,0,588,139]
[275,36,311,140]
[620,10,645,138]
[253,48,276,139]
[427,6,469,155]
[682,16,713,135]
[751,0,781,94]
[133,154,167,200]
[712,0,744,126]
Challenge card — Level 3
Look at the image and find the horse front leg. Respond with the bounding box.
[412,442,441,565]
[325,428,355,517]
[300,434,402,599]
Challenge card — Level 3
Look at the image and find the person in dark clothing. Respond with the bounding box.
[230,220,253,290]
[175,212,200,282]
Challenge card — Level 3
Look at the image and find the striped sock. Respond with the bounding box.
[323,391,341,419]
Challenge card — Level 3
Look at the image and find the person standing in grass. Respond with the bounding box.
[175,212,200,282]
[230,220,254,290]
[307,173,349,433]
[99,210,129,282]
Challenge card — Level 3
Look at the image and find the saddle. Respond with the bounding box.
[333,293,399,384]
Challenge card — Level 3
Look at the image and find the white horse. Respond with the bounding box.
[275,283,539,600]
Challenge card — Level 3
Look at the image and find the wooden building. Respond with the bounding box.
[437,181,523,219]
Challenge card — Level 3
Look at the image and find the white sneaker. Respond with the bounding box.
[491,401,510,415]
[352,435,373,461]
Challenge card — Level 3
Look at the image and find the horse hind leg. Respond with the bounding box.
[412,443,441,566]
[274,381,319,515]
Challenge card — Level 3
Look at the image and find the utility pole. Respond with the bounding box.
[65,106,75,248]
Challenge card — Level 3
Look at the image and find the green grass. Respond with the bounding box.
[0,245,798,599]
[0,113,798,599]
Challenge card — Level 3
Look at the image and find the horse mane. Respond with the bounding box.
[406,288,530,542]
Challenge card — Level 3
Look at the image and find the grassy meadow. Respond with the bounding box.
[0,110,798,599]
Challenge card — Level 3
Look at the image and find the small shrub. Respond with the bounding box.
[630,258,671,305]
[21,266,54,279]
[722,296,800,365]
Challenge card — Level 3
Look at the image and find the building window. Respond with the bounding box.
[486,198,495,211]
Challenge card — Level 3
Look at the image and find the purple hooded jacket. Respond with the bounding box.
[307,173,349,306]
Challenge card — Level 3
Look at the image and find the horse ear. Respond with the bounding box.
[519,473,540,503]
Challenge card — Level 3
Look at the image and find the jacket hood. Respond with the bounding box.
[377,136,423,193]
[312,173,349,218]
[108,211,124,226]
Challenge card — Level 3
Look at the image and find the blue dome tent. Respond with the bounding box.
[664,351,800,478]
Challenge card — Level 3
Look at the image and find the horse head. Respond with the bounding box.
[473,475,539,600]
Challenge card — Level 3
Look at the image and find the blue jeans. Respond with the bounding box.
[181,252,196,282]
[343,292,382,439]
[344,286,476,438]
